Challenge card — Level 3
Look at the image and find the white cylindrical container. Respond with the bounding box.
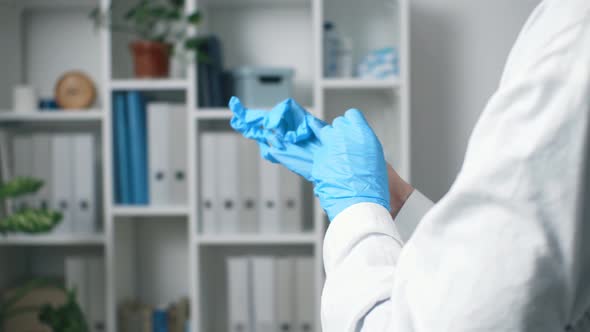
[13,85,37,113]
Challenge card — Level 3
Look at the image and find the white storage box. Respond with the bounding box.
[232,67,294,107]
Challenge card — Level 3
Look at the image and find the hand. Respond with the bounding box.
[229,97,326,181]
[387,164,415,219]
[311,109,390,220]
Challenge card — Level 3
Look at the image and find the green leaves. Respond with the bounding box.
[168,0,185,7]
[0,278,89,332]
[184,36,206,50]
[187,11,201,25]
[0,209,62,234]
[0,177,43,200]
[0,177,63,234]
[39,288,89,332]
[90,1,204,59]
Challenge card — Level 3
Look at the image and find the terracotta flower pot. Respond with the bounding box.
[129,40,171,78]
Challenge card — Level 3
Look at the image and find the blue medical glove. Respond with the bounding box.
[229,97,326,181]
[311,109,390,220]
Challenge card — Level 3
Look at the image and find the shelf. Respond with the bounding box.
[196,234,316,246]
[200,0,309,8]
[0,234,105,246]
[321,78,401,90]
[0,1,411,331]
[194,106,317,121]
[112,205,190,217]
[110,79,188,91]
[0,110,104,123]
[194,109,232,120]
[1,0,97,9]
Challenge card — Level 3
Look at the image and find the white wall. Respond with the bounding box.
[410,0,540,200]
[24,8,102,105]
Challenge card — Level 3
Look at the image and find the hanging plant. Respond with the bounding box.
[0,177,62,235]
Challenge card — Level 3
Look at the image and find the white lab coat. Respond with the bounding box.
[321,1,590,331]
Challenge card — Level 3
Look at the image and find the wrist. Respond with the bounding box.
[387,164,414,218]
[323,197,391,221]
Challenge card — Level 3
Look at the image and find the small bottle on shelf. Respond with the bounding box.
[323,21,340,78]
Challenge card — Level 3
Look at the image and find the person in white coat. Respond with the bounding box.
[230,0,590,330]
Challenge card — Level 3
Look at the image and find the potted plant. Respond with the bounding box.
[0,278,88,332]
[0,177,61,234]
[90,0,204,78]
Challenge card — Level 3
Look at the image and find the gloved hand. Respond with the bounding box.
[310,109,390,220]
[229,97,326,181]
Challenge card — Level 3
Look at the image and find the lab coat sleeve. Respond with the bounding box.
[321,202,403,332]
[320,192,432,332]
[393,190,434,242]
[322,1,590,331]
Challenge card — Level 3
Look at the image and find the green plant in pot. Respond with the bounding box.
[90,0,204,78]
[0,278,88,332]
[0,177,62,234]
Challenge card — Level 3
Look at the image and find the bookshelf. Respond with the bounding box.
[0,0,410,331]
[0,234,106,246]
[0,110,104,123]
[111,205,191,218]
[196,234,317,246]
[321,78,402,90]
[110,79,189,91]
[193,109,234,120]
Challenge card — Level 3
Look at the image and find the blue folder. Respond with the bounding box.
[126,91,149,205]
[113,92,131,204]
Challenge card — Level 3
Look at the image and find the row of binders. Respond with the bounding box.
[118,297,189,332]
[200,133,304,234]
[6,133,99,234]
[227,256,315,332]
[65,255,106,332]
[113,92,188,206]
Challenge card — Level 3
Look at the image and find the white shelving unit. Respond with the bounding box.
[193,109,233,120]
[0,0,410,331]
[197,234,317,246]
[111,205,191,218]
[0,234,106,246]
[0,110,104,123]
[110,79,189,91]
[321,78,402,90]
[0,1,108,331]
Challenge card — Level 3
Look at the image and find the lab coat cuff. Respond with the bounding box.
[394,189,434,242]
[324,202,402,274]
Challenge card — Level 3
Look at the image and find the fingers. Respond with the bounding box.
[266,98,314,144]
[229,96,268,142]
[265,98,292,131]
[230,96,327,148]
[331,109,374,134]
[232,123,269,142]
[264,130,286,150]
[344,109,369,126]
[307,114,328,140]
[283,99,313,143]
[332,115,348,129]
[228,96,244,117]
[258,141,280,163]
